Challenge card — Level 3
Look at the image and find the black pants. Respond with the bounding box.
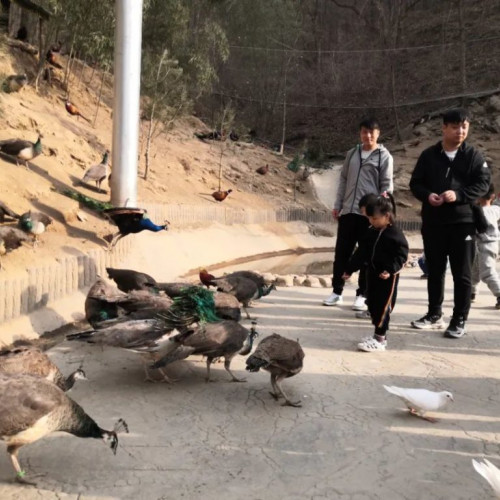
[332,213,369,296]
[368,270,399,337]
[422,223,475,320]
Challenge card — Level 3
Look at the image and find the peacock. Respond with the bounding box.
[85,277,174,327]
[0,374,127,484]
[18,211,52,245]
[209,274,276,319]
[151,320,259,382]
[246,333,305,407]
[0,134,43,168]
[102,207,169,250]
[82,151,110,192]
[2,74,28,93]
[70,286,219,382]
[106,267,157,292]
[0,201,20,223]
[58,188,113,212]
[84,277,125,326]
[151,282,242,322]
[0,346,86,391]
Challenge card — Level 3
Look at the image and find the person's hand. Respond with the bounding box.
[379,271,390,279]
[428,193,444,206]
[440,190,457,203]
[332,209,340,220]
[342,272,351,280]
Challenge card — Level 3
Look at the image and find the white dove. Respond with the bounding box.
[383,385,453,422]
[472,459,500,498]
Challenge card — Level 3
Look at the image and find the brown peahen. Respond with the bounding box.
[0,374,127,484]
[210,274,276,319]
[0,134,43,168]
[106,267,157,292]
[151,320,259,382]
[246,333,305,407]
[0,346,86,391]
[85,277,173,327]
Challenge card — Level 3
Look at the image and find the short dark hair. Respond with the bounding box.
[481,183,495,200]
[358,193,378,209]
[442,108,469,124]
[359,117,380,130]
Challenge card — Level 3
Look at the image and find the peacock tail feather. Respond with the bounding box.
[158,286,219,327]
[58,188,114,212]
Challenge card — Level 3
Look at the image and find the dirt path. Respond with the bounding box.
[0,265,498,499]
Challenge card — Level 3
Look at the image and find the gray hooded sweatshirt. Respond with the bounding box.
[334,144,393,215]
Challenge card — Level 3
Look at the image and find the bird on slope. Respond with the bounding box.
[46,47,63,69]
[0,226,30,269]
[211,189,232,202]
[0,374,127,485]
[2,74,28,93]
[106,267,157,292]
[472,459,500,498]
[82,151,110,192]
[256,164,269,175]
[102,207,169,250]
[65,100,90,122]
[246,333,304,407]
[0,134,43,168]
[18,211,53,246]
[0,201,20,223]
[151,320,259,383]
[383,385,453,423]
[0,346,86,391]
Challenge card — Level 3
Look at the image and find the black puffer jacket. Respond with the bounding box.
[409,141,490,225]
[346,224,409,276]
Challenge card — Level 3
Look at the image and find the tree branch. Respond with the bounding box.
[329,0,360,16]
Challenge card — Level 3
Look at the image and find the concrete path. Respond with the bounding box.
[1,266,499,499]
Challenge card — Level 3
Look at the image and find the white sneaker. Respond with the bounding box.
[357,337,387,352]
[323,292,343,306]
[352,295,367,311]
[355,310,371,319]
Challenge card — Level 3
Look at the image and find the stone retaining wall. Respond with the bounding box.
[0,205,332,326]
[0,202,421,327]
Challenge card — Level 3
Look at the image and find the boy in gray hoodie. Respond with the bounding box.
[323,118,393,311]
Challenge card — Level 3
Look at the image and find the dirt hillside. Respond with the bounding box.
[1,37,499,274]
[0,38,323,276]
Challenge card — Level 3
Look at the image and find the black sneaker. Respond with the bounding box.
[496,297,500,309]
[444,318,467,339]
[411,313,445,330]
[471,293,476,303]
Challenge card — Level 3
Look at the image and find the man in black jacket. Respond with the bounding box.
[409,108,490,338]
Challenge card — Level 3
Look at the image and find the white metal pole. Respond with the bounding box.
[111,0,143,207]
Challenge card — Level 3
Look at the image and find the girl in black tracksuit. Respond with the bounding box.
[343,194,408,352]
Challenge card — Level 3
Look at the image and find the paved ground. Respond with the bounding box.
[1,265,500,499]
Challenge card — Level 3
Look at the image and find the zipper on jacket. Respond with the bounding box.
[370,226,386,269]
[349,146,381,212]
